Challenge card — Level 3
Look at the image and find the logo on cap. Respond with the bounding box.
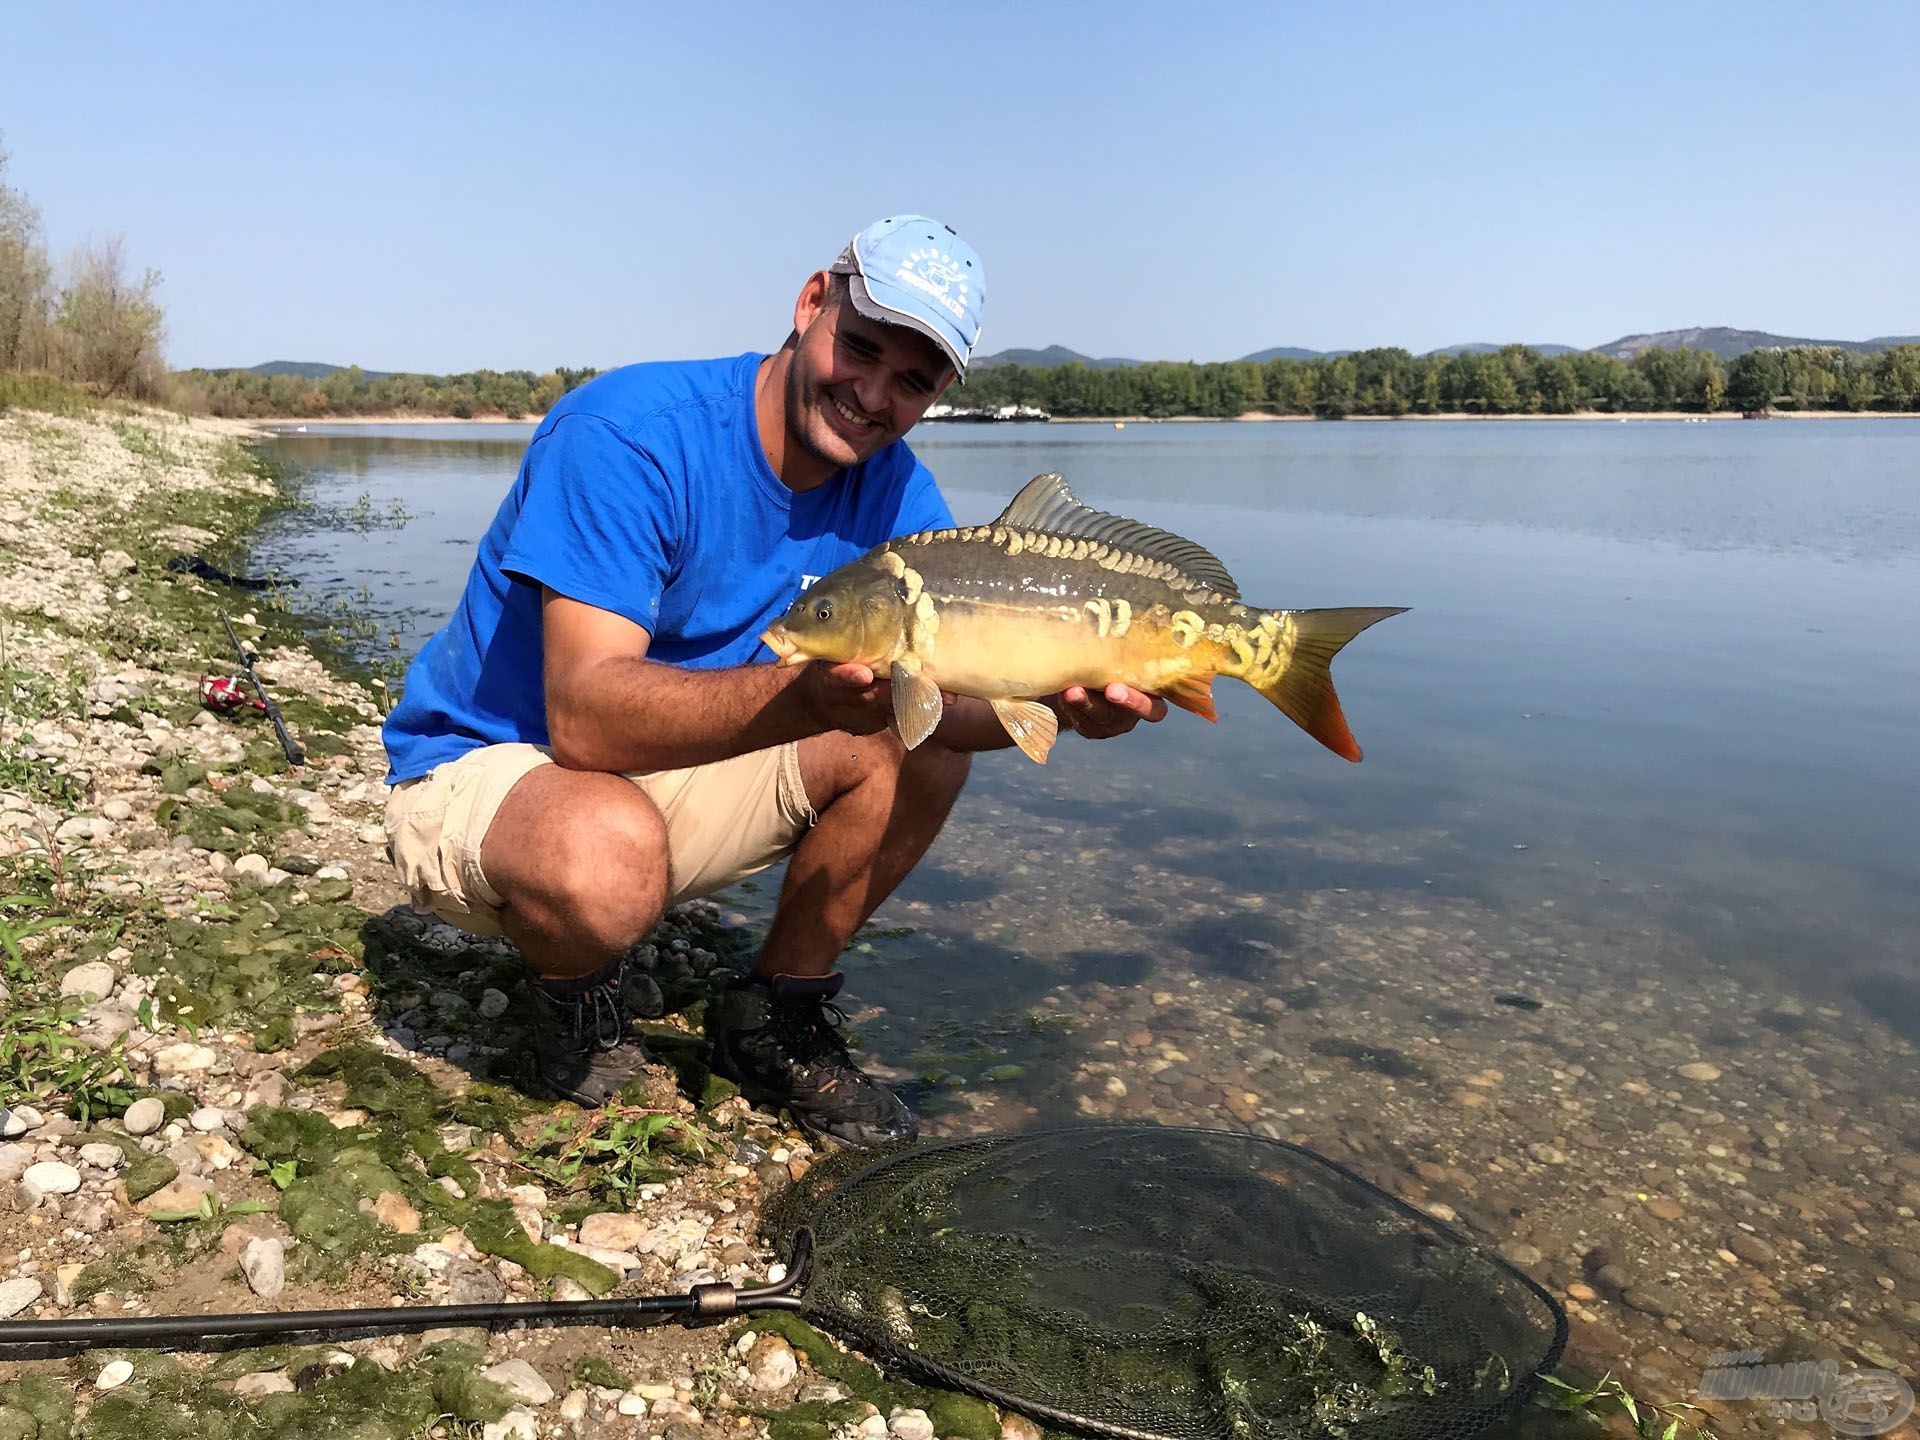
[895,248,970,322]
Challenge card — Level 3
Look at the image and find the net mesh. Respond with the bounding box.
[766,1125,1566,1440]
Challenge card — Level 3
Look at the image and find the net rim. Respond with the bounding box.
[794,1122,1570,1440]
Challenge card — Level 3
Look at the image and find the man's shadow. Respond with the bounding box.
[354,903,746,1110]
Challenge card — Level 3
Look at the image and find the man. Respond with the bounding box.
[382,215,1164,1146]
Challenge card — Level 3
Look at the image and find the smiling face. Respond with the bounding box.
[782,273,955,475]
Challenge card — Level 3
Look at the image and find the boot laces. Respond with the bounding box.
[558,963,627,1052]
[766,993,854,1072]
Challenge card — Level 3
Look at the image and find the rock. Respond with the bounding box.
[241,1237,286,1299]
[123,1154,179,1201]
[123,1097,167,1135]
[232,853,272,885]
[747,1333,797,1391]
[889,1409,935,1440]
[560,1391,589,1422]
[59,961,117,1000]
[482,1409,539,1440]
[22,1161,80,1195]
[1001,1416,1045,1440]
[482,1359,556,1406]
[1525,1143,1568,1166]
[477,988,510,1019]
[372,1190,421,1234]
[618,1394,648,1417]
[1623,1284,1682,1318]
[0,1145,30,1182]
[101,798,134,822]
[189,1107,228,1133]
[1566,1282,1599,1302]
[97,1359,135,1390]
[578,1212,651,1252]
[446,1260,505,1305]
[0,1278,42,1318]
[140,1176,213,1215]
[98,549,136,575]
[235,1372,296,1399]
[1644,1198,1685,1222]
[79,1142,125,1170]
[1677,1062,1722,1082]
[152,1042,219,1076]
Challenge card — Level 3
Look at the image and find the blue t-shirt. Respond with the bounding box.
[382,352,955,782]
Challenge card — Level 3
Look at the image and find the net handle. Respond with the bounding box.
[0,1231,812,1353]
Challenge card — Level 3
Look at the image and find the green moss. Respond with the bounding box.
[743,1315,887,1402]
[572,1353,631,1391]
[766,1397,876,1440]
[0,1373,73,1440]
[123,1153,179,1201]
[924,1391,1004,1440]
[75,1339,518,1440]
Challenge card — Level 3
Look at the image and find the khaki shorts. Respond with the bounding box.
[384,741,815,938]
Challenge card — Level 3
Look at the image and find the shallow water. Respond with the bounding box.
[256,417,1920,1400]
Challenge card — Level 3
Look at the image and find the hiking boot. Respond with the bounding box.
[710,972,917,1147]
[530,962,653,1106]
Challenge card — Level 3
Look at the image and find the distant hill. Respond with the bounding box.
[972,345,1142,370]
[199,360,401,381]
[1238,345,1338,363]
[1592,327,1920,362]
[1425,341,1579,357]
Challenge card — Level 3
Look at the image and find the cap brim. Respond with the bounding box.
[844,272,969,379]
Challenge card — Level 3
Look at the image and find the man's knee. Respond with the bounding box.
[488,771,670,953]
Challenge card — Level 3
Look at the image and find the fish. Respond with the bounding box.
[760,473,1405,764]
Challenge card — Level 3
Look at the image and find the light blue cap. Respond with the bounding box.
[828,215,985,377]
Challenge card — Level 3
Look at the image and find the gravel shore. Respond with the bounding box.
[0,403,987,1440]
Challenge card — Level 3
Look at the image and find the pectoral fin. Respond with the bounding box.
[890,661,945,750]
[990,697,1060,764]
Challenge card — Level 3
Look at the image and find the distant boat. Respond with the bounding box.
[1114,421,1125,429]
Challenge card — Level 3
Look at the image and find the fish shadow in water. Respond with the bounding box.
[1062,948,1156,988]
[1307,1036,1430,1081]
[1174,909,1298,982]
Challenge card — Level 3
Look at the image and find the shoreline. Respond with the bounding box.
[241,408,1920,430]
[0,403,869,1434]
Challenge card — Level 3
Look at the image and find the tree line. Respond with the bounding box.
[956,343,1920,419]
[1,139,167,400]
[169,364,602,420]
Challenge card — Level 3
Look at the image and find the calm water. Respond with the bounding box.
[257,417,1920,1008]
[255,414,1920,1404]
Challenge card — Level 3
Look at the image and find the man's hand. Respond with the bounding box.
[800,661,900,737]
[1057,683,1167,740]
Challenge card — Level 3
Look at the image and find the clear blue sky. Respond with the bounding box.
[4,2,1916,372]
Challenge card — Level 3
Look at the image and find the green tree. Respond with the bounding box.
[54,238,166,397]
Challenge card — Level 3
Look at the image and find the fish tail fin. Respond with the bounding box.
[1241,607,1406,762]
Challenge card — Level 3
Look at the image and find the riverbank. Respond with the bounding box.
[0,404,999,1439]
[239,408,1920,431]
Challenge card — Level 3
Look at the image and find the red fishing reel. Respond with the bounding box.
[200,674,266,715]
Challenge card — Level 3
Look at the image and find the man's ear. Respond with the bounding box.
[794,271,833,335]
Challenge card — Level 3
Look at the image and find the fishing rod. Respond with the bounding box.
[0,1232,810,1354]
[219,611,305,767]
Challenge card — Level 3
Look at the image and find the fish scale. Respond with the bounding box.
[762,473,1404,764]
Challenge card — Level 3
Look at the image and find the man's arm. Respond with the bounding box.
[542,592,897,773]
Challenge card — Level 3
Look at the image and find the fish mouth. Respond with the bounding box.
[760,627,809,666]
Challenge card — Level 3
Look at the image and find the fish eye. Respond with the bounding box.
[814,600,834,622]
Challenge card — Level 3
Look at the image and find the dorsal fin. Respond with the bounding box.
[992,473,1241,599]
